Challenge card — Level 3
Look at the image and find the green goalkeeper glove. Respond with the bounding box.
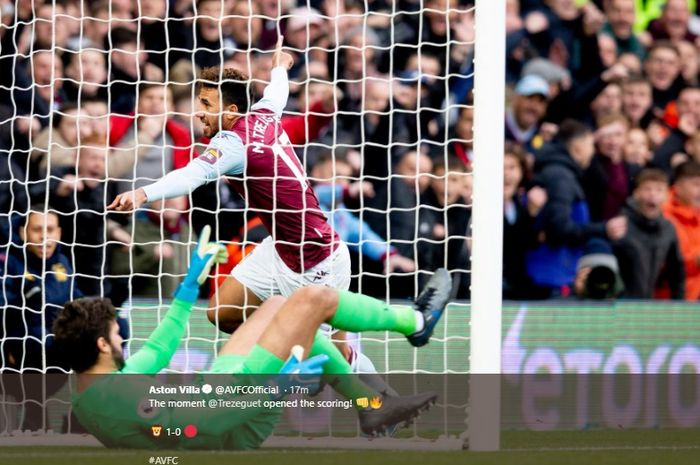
[175,225,228,302]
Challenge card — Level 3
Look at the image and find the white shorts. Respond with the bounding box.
[231,236,351,300]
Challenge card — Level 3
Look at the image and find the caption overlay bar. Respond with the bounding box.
[1,375,699,450]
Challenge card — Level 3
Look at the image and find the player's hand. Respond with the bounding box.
[280,346,329,375]
[272,36,294,70]
[184,225,228,287]
[176,225,228,301]
[275,346,328,398]
[108,188,148,212]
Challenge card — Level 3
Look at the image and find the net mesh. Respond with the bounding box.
[0,0,474,436]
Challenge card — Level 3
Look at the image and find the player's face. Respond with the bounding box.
[108,321,125,371]
[196,87,223,138]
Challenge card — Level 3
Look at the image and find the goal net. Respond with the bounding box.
[0,0,502,450]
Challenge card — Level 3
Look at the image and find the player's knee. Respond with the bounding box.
[294,285,338,318]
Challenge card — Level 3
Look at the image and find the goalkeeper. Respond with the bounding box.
[53,227,450,449]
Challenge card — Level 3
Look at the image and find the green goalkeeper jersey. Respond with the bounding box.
[71,299,280,450]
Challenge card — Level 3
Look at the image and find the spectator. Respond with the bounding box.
[110,197,191,299]
[526,120,627,296]
[193,0,237,70]
[598,33,619,68]
[623,127,653,166]
[505,74,550,153]
[139,0,193,72]
[502,142,548,299]
[647,0,697,44]
[82,96,110,136]
[361,75,421,189]
[602,0,645,60]
[71,0,111,50]
[32,2,70,52]
[652,86,700,172]
[26,50,65,119]
[452,104,474,166]
[107,27,163,114]
[34,135,130,295]
[108,83,193,192]
[62,49,108,103]
[584,113,641,222]
[229,0,262,51]
[1,209,80,371]
[677,40,700,86]
[644,41,684,112]
[30,103,93,180]
[284,7,328,79]
[310,154,416,274]
[291,79,335,134]
[589,83,623,125]
[364,149,434,297]
[615,168,685,299]
[621,76,654,128]
[338,26,381,111]
[424,156,472,298]
[0,155,28,255]
[662,160,700,300]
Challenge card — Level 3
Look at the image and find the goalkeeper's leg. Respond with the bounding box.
[215,298,384,402]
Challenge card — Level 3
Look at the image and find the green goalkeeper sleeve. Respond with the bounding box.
[121,298,193,374]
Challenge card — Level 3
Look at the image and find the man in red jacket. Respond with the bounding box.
[109,83,193,182]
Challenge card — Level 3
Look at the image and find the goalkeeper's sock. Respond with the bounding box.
[309,332,378,405]
[240,344,286,374]
[329,290,420,336]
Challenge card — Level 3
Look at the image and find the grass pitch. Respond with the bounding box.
[1,430,698,465]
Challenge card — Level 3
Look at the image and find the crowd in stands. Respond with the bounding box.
[1,0,700,374]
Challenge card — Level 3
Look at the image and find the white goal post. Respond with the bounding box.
[468,0,505,452]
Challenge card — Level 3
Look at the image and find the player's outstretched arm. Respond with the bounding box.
[107,162,212,212]
[121,226,227,374]
[251,36,294,117]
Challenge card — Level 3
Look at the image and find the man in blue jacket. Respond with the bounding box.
[2,208,82,371]
[527,120,628,296]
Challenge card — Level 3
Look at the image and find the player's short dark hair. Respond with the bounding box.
[198,67,251,113]
[53,298,117,373]
[673,160,700,184]
[557,119,592,146]
[634,168,669,190]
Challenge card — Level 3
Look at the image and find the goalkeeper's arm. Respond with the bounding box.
[121,226,227,374]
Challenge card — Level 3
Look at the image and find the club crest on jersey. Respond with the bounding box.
[52,263,68,282]
[199,148,222,165]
